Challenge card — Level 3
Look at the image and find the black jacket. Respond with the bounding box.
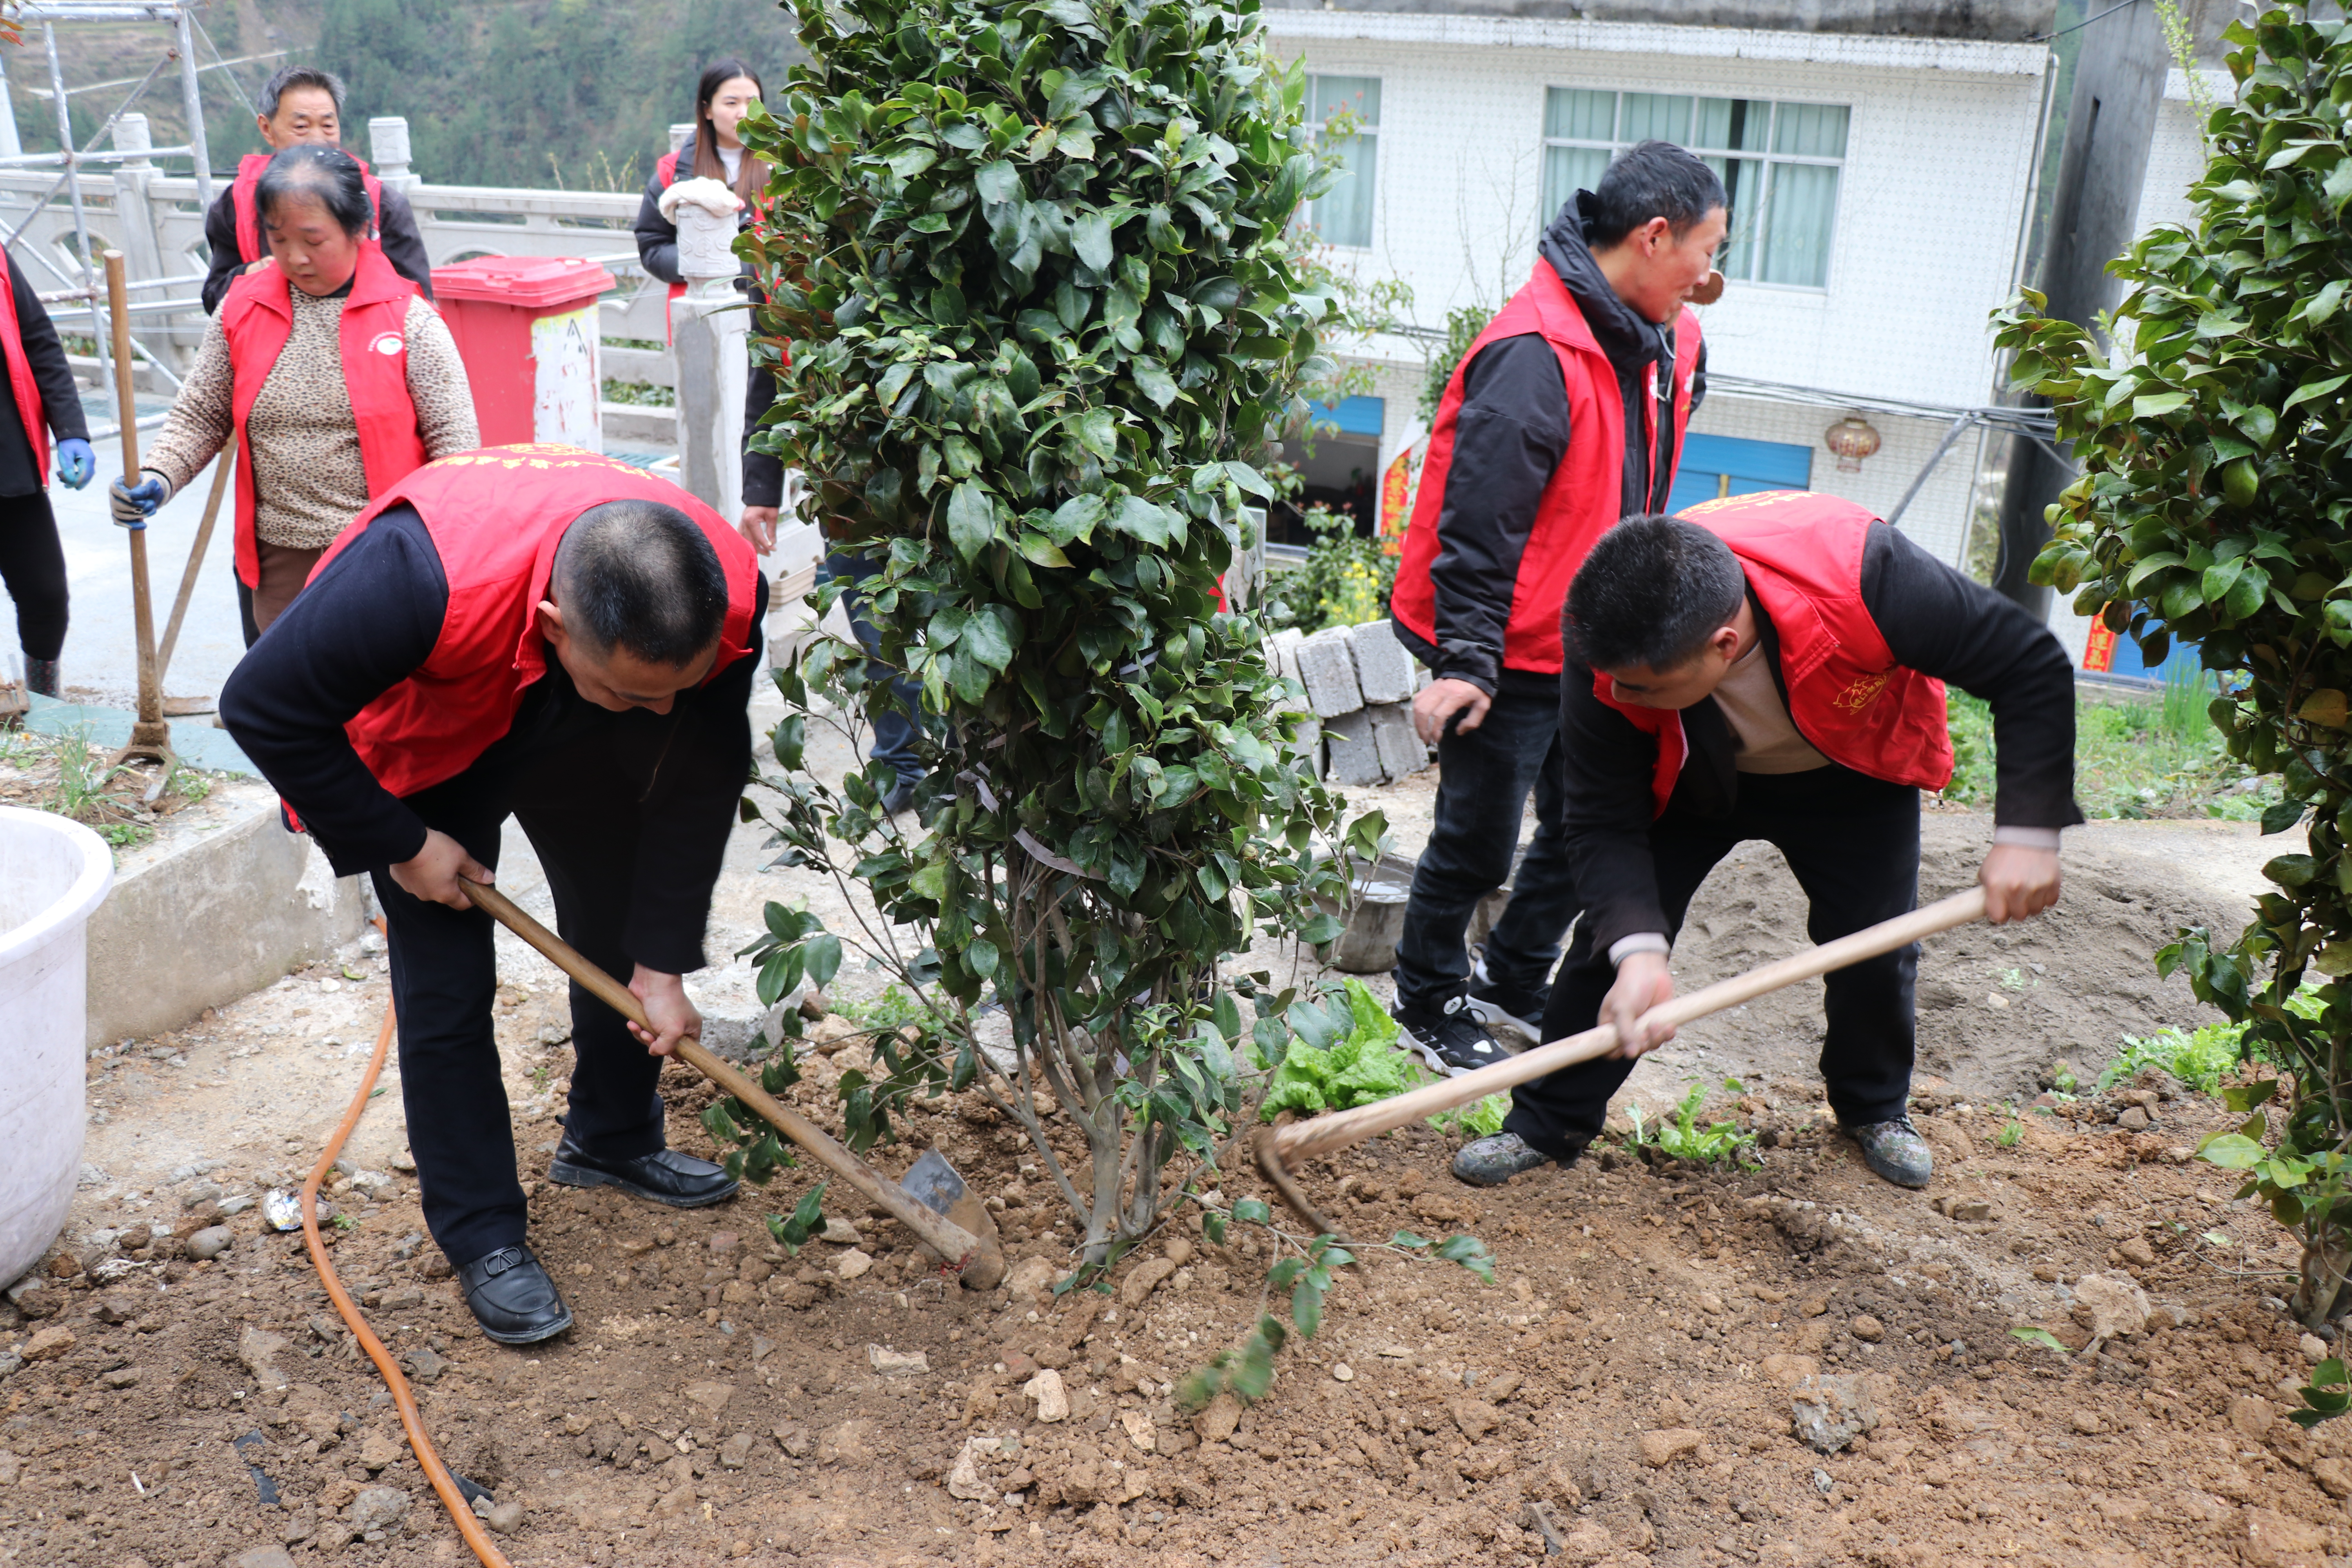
[1393,193,1706,697]
[0,249,89,498]
[1562,522,2082,954]
[200,180,435,315]
[218,505,769,974]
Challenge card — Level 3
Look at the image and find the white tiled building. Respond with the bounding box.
[1265,3,2068,571]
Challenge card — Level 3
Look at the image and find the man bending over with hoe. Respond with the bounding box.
[222,446,766,1345]
[1453,490,2078,1192]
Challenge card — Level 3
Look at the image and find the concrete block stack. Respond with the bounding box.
[1264,619,1434,786]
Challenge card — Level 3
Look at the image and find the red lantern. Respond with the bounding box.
[1824,416,1881,473]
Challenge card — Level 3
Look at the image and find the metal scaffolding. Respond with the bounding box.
[0,2,218,420]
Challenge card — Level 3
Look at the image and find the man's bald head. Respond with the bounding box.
[551,500,728,668]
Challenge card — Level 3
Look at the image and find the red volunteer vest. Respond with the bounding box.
[0,242,51,487]
[230,151,384,265]
[1595,490,1956,817]
[218,239,431,589]
[1392,262,1699,675]
[655,149,690,332]
[313,446,761,799]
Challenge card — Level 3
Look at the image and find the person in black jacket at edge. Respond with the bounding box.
[199,66,434,315]
[1451,491,2078,1191]
[1385,142,1719,1076]
[220,450,768,1345]
[0,241,96,697]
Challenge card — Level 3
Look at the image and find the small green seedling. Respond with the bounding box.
[2009,1326,2069,1356]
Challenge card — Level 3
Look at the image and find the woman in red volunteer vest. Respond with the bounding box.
[115,145,477,643]
[218,447,768,1346]
[198,64,434,315]
[1450,492,2080,1195]
[0,241,96,699]
[1379,142,1719,1089]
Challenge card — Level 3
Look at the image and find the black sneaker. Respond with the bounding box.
[1465,955,1548,1045]
[1391,994,1511,1076]
[882,775,919,816]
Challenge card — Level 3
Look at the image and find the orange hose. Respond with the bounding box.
[300,938,513,1568]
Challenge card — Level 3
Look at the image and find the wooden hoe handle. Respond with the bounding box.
[1274,886,1989,1166]
[455,876,999,1282]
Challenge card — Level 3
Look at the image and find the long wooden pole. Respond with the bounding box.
[103,250,174,793]
[1273,887,1989,1166]
[155,450,235,690]
[456,875,1006,1289]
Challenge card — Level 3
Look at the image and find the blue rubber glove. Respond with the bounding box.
[53,437,92,490]
[108,470,169,527]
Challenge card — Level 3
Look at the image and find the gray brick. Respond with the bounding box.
[1268,625,1305,682]
[1321,709,1382,787]
[1297,626,1365,718]
[1348,620,1416,705]
[1367,701,1430,781]
[1281,715,1323,777]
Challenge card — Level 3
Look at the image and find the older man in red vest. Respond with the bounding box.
[221,447,767,1345]
[1453,492,2077,1190]
[1385,142,1722,1081]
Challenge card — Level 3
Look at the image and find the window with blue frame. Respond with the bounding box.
[1666,433,1813,516]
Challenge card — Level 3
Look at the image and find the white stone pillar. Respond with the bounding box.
[671,201,746,523]
[368,116,420,192]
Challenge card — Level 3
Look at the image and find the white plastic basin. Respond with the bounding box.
[0,805,112,1288]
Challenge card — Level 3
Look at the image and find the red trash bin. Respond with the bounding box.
[430,255,617,450]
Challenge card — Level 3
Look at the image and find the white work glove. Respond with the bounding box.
[658,176,744,223]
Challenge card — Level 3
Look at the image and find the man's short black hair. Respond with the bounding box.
[554,501,729,667]
[1586,140,1728,248]
[1564,514,1747,671]
[259,66,347,120]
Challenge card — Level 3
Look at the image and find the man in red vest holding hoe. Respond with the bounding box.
[1453,492,2078,1191]
[221,448,767,1345]
[1387,142,1720,1093]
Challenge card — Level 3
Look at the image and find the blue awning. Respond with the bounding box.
[1307,396,1385,437]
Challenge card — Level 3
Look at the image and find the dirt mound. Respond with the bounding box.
[2,809,2321,1568]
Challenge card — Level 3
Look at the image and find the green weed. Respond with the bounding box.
[1625,1080,1757,1167]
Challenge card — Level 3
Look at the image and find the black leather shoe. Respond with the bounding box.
[547,1137,739,1209]
[454,1245,572,1345]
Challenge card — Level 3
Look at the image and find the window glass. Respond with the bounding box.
[1773,102,1849,159]
[1543,88,1847,289]
[1619,93,1692,143]
[1541,145,1611,225]
[1305,74,1380,249]
[1312,75,1381,125]
[1544,87,1615,142]
[1760,161,1840,287]
[1693,97,1768,153]
[1703,155,1765,280]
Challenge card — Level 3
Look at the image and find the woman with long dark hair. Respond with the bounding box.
[633,59,766,305]
[113,145,477,641]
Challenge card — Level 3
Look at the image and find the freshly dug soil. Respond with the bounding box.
[4,808,2328,1568]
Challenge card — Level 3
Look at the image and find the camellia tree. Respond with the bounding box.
[715,0,1458,1328]
[1995,6,2352,1360]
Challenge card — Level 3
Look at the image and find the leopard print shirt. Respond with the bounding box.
[146,286,479,549]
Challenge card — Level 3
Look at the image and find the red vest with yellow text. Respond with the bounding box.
[230,151,383,265]
[1596,490,1955,817]
[1391,262,1699,676]
[312,446,761,799]
[218,239,430,588]
[0,241,51,486]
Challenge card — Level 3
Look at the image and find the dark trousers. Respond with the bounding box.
[823,548,921,784]
[1505,766,1923,1158]
[0,490,66,661]
[374,773,671,1267]
[1392,680,1581,1011]
[236,541,328,647]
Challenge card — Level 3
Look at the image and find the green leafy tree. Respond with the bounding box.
[1993,4,2352,1336]
[727,0,1385,1268]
